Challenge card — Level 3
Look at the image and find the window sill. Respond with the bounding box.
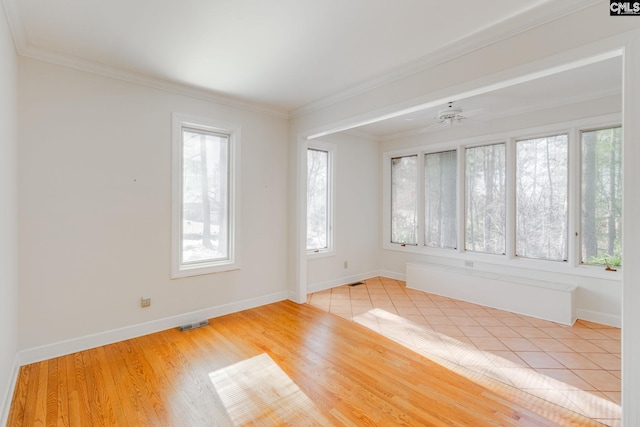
[171,261,240,279]
[307,250,335,259]
[382,242,621,282]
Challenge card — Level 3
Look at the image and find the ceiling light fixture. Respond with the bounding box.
[436,102,464,125]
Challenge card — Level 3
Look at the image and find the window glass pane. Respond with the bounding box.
[391,155,418,244]
[515,135,568,261]
[307,148,329,251]
[581,127,622,266]
[182,128,229,264]
[425,150,457,249]
[465,144,506,254]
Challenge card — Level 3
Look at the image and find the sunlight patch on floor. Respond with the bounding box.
[353,308,621,425]
[209,353,331,426]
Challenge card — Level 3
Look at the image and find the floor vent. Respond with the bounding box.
[349,281,365,287]
[178,320,209,331]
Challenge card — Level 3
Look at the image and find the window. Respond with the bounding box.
[465,144,506,254]
[307,142,334,254]
[391,155,418,245]
[581,127,622,266]
[172,114,240,278]
[516,134,568,261]
[424,150,457,249]
[383,117,622,275]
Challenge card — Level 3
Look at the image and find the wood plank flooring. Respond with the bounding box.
[7,301,605,426]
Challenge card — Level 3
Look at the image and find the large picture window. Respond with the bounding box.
[172,114,240,278]
[465,144,506,255]
[581,127,622,266]
[425,150,457,249]
[515,134,568,261]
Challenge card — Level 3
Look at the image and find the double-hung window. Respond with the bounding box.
[307,141,335,255]
[172,114,240,278]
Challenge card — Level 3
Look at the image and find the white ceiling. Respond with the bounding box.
[356,56,622,138]
[4,0,601,114]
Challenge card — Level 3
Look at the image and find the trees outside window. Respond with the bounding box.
[181,128,229,264]
[385,120,622,272]
[172,114,240,278]
[581,127,622,266]
[307,148,330,252]
[391,155,418,245]
[465,144,506,254]
[516,134,568,261]
[425,150,457,249]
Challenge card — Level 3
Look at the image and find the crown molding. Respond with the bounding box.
[291,0,603,119]
[1,0,288,120]
[23,45,289,119]
[1,0,25,50]
[3,0,603,120]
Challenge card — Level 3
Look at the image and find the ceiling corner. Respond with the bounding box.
[1,0,27,54]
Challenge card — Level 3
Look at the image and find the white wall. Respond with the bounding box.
[306,132,379,291]
[17,58,290,353]
[0,3,18,423]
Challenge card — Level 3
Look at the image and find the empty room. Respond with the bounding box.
[2,0,640,426]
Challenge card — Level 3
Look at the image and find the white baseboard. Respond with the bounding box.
[576,308,621,328]
[307,271,382,293]
[378,270,406,281]
[287,290,299,303]
[0,353,21,427]
[18,290,288,366]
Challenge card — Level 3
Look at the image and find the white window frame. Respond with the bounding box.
[382,113,621,279]
[578,124,623,267]
[514,132,569,262]
[306,140,336,258]
[171,113,241,278]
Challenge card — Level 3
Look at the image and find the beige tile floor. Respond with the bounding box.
[307,276,622,426]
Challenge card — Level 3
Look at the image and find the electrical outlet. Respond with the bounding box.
[141,297,151,308]
[464,261,474,268]
[344,261,348,269]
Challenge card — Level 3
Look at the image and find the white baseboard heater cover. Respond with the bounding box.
[406,262,576,325]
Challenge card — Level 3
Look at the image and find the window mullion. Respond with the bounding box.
[568,127,581,268]
[457,145,465,254]
[505,137,516,260]
[417,152,425,247]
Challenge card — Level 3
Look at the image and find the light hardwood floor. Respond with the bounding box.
[8,300,604,426]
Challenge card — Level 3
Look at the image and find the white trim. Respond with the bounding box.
[307,271,383,294]
[622,29,640,426]
[0,353,21,427]
[18,291,288,366]
[295,136,309,304]
[303,47,623,140]
[291,0,602,118]
[576,308,621,328]
[377,270,406,282]
[18,47,288,120]
[171,113,242,278]
[306,140,336,256]
[1,0,600,120]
